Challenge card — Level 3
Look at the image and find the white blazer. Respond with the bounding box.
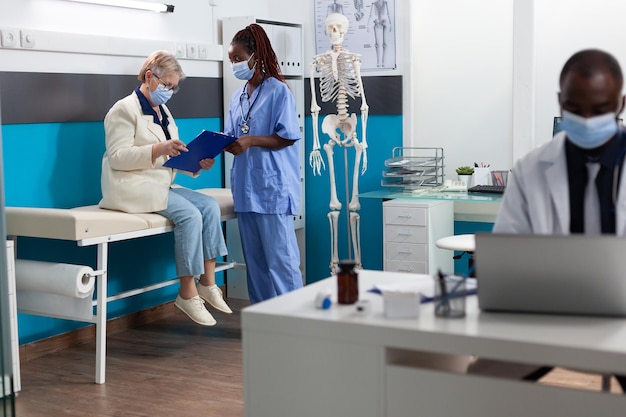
[494,131,626,236]
[99,92,177,213]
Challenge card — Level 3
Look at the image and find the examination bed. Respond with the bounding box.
[5,187,240,384]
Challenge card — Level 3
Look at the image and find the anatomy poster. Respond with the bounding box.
[314,0,397,70]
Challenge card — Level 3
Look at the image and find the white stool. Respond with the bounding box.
[435,234,476,275]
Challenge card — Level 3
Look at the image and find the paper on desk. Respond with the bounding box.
[372,276,477,302]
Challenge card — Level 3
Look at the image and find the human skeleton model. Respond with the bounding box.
[367,0,392,67]
[310,13,369,272]
[354,0,364,21]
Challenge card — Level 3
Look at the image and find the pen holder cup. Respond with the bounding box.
[434,275,466,318]
[473,167,491,186]
[490,170,509,187]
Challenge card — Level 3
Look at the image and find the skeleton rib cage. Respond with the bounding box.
[316,53,362,103]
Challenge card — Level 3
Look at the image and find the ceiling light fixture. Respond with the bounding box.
[64,0,174,13]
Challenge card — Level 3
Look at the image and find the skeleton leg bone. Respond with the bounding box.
[323,140,342,211]
[328,211,340,272]
[350,212,362,269]
[348,141,363,211]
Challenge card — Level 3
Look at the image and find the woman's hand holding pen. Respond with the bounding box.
[155,139,188,158]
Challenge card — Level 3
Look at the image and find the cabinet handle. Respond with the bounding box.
[398,231,412,237]
[398,267,413,272]
[398,250,413,255]
[397,214,412,219]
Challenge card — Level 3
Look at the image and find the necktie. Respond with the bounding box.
[584,162,601,235]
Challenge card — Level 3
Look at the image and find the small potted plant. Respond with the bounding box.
[456,166,474,186]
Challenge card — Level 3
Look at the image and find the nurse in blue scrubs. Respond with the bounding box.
[224,24,303,303]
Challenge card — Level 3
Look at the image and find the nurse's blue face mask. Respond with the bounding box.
[561,109,619,149]
[232,53,256,80]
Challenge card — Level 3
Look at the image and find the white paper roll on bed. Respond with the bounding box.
[15,260,95,298]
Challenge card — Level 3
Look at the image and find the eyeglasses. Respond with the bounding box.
[153,73,180,94]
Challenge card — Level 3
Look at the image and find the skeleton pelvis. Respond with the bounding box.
[321,114,357,141]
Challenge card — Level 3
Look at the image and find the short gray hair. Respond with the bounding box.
[138,50,186,82]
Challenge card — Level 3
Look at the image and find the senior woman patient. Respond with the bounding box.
[99,50,232,326]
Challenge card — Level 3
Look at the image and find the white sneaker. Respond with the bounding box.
[197,283,233,314]
[174,295,217,326]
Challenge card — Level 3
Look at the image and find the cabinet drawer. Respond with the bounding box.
[385,225,428,244]
[384,260,427,274]
[384,206,427,226]
[385,242,427,262]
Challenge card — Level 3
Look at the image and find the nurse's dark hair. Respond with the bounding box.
[231,24,285,86]
[560,49,623,91]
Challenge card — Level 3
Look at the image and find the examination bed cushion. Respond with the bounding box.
[6,188,235,241]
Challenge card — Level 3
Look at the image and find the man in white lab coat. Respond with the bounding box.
[495,48,626,236]
[475,49,626,390]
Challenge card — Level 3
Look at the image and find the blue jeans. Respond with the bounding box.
[157,187,227,277]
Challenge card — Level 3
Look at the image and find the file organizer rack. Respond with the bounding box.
[381,147,444,191]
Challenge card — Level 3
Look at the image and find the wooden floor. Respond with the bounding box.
[14,299,250,417]
[12,298,623,416]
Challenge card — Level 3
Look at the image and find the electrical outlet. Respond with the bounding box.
[198,43,209,59]
[186,43,198,59]
[175,43,186,58]
[20,30,35,48]
[0,28,19,48]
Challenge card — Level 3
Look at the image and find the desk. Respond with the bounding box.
[360,189,502,223]
[242,270,626,417]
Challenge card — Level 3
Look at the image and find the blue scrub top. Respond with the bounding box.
[225,77,301,215]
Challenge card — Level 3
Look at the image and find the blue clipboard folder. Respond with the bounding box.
[163,130,237,173]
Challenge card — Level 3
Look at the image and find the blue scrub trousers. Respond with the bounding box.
[157,187,228,277]
[237,212,302,303]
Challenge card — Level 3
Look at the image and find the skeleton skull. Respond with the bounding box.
[326,13,349,46]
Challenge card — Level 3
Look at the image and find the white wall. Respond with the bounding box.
[407,0,626,179]
[534,0,626,148]
[408,0,514,178]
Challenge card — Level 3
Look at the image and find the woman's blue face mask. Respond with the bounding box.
[149,82,173,106]
[561,110,619,149]
[232,53,256,80]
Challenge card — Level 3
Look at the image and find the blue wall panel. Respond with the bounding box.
[452,221,495,276]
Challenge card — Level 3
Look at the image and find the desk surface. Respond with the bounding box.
[360,189,503,203]
[360,189,502,222]
[243,270,626,375]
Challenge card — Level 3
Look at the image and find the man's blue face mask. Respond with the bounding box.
[561,110,619,149]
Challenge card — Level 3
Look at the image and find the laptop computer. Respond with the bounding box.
[475,233,626,317]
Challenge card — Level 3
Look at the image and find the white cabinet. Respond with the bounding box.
[258,23,303,76]
[383,200,453,275]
